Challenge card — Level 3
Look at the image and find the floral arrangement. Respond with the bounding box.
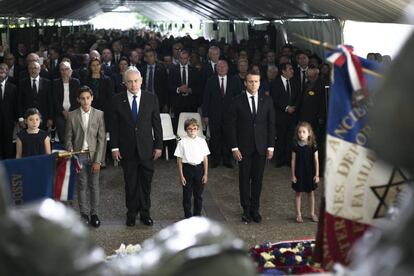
[106,243,142,260]
[249,239,324,275]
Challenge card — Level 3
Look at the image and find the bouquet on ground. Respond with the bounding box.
[249,239,324,274]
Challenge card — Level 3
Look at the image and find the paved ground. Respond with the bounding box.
[74,158,323,256]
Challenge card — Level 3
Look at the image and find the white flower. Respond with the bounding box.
[115,243,141,255]
[260,252,275,261]
[264,261,275,268]
[295,255,303,263]
[125,244,141,254]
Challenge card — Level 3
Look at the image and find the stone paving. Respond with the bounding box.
[74,158,323,255]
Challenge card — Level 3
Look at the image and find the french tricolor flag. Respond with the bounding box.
[315,46,410,269]
[52,144,81,201]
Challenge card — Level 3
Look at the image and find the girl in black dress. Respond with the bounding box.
[16,108,51,158]
[291,122,319,223]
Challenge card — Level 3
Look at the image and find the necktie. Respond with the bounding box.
[131,95,137,123]
[250,96,256,117]
[220,77,225,96]
[181,66,187,85]
[32,79,37,95]
[213,63,216,73]
[301,70,306,91]
[148,66,154,93]
[286,79,291,104]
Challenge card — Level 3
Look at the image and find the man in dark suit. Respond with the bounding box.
[4,53,21,85]
[101,48,117,78]
[225,71,275,223]
[110,66,163,227]
[0,63,18,159]
[299,67,326,133]
[270,62,301,167]
[141,49,168,112]
[293,51,309,93]
[19,53,50,80]
[169,49,200,131]
[18,61,53,131]
[201,46,220,85]
[202,60,241,168]
[48,47,61,80]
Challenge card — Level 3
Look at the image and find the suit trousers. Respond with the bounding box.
[121,153,154,218]
[209,122,232,164]
[77,162,100,215]
[275,122,295,166]
[0,118,15,159]
[182,163,204,218]
[238,150,266,214]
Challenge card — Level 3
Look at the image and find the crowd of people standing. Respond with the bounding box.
[1,27,389,226]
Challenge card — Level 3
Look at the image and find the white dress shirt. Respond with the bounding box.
[112,90,141,152]
[127,90,141,116]
[231,91,274,152]
[219,75,227,94]
[81,109,90,150]
[174,136,210,165]
[246,91,258,114]
[0,79,5,100]
[31,76,40,92]
[180,64,189,85]
[62,82,71,111]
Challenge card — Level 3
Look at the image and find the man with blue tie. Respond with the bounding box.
[141,49,168,112]
[110,66,163,227]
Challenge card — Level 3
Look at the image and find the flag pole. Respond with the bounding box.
[58,150,90,158]
[292,33,383,78]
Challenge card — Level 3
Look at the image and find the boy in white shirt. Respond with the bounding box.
[174,118,210,218]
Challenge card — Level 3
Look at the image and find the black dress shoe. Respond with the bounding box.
[241,213,251,223]
[90,215,101,228]
[81,214,89,225]
[251,213,262,223]
[140,216,154,226]
[126,216,136,227]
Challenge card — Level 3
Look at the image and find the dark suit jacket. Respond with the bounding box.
[200,61,217,104]
[202,74,241,125]
[299,78,326,126]
[7,64,23,85]
[53,78,80,117]
[81,75,114,122]
[49,59,61,80]
[293,66,308,92]
[270,76,301,126]
[225,92,275,155]
[169,64,200,111]
[109,91,162,161]
[112,73,127,94]
[0,81,18,128]
[18,77,53,120]
[102,62,117,78]
[140,63,168,110]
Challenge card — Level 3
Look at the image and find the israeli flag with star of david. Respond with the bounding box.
[318,45,412,269]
